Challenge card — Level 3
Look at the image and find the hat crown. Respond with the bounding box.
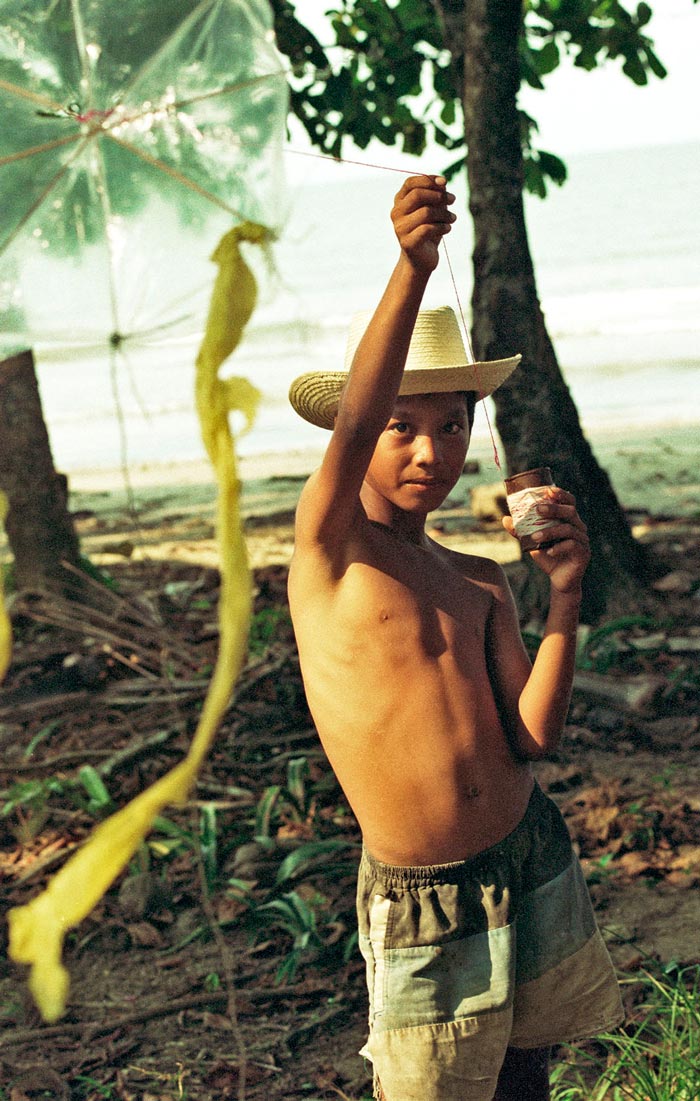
[288,306,521,430]
[344,306,470,374]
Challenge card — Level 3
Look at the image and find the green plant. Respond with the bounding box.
[664,660,700,701]
[2,775,67,841]
[585,851,616,886]
[275,838,354,886]
[76,765,114,817]
[253,889,326,983]
[203,971,222,992]
[147,809,221,890]
[2,765,114,843]
[254,756,314,842]
[73,1075,117,1100]
[551,965,700,1099]
[23,720,61,759]
[248,605,291,657]
[146,814,192,859]
[576,615,658,674]
[198,802,219,891]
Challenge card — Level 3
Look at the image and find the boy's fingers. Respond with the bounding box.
[397,173,447,192]
[536,501,586,530]
[502,516,517,538]
[395,179,454,205]
[395,200,456,236]
[532,527,590,554]
[396,211,456,242]
[394,196,456,226]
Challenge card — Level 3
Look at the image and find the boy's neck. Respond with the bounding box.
[362,491,430,547]
[369,517,429,548]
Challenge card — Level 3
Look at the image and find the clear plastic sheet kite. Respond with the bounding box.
[1,0,288,1021]
[0,0,287,375]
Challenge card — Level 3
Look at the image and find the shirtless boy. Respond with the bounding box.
[287,175,622,1101]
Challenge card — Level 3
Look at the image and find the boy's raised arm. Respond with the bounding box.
[294,175,455,560]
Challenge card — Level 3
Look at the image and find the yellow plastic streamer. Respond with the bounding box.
[0,493,11,683]
[8,222,271,1022]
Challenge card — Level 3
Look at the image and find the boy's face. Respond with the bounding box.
[364,391,471,517]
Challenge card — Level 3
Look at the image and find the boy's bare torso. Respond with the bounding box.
[288,510,534,866]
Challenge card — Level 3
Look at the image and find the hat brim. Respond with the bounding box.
[289,356,522,430]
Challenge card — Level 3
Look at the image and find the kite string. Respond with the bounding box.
[440,238,503,472]
[286,145,504,472]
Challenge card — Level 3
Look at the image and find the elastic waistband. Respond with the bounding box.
[361,780,547,887]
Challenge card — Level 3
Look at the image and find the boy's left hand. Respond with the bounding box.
[502,487,590,595]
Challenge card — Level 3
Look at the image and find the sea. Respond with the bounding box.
[20,140,700,473]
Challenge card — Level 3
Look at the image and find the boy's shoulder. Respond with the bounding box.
[428,538,509,588]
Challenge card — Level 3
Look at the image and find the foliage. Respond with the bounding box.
[2,766,113,842]
[575,614,659,672]
[551,963,700,1099]
[253,888,327,982]
[248,604,292,657]
[272,0,670,195]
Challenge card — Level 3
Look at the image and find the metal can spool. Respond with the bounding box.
[504,466,559,551]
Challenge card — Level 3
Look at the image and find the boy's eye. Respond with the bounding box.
[444,421,465,435]
[390,421,410,434]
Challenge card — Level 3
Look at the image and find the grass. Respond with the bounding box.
[551,964,700,1099]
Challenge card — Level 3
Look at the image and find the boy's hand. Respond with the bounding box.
[502,487,590,596]
[392,175,456,273]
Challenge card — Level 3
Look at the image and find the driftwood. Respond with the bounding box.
[572,670,666,713]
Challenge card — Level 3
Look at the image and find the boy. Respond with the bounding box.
[287,176,622,1100]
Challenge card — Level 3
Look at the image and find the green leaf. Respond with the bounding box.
[255,785,283,841]
[537,150,567,185]
[199,803,219,890]
[78,766,112,812]
[622,51,648,86]
[533,38,560,76]
[644,46,667,80]
[286,756,310,806]
[24,721,61,759]
[440,99,456,126]
[276,839,352,884]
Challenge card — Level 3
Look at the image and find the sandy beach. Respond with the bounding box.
[51,422,700,573]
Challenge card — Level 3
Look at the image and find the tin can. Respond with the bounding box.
[504,467,558,551]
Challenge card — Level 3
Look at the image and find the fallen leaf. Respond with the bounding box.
[127,922,165,948]
[615,851,656,877]
[669,844,700,872]
[584,805,620,842]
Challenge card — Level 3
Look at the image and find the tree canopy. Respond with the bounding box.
[272,0,669,196]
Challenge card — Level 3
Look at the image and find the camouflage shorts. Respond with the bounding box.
[357,783,623,1101]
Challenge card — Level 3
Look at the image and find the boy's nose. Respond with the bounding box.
[414,434,439,465]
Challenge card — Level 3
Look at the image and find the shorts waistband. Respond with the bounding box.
[361,780,547,887]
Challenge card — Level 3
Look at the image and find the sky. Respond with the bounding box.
[285,0,699,174]
[519,0,699,153]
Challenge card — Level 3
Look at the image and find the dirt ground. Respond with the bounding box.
[1,486,699,1100]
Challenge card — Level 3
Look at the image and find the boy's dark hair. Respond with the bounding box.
[462,391,477,430]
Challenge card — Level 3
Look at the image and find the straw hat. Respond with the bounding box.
[289,306,521,430]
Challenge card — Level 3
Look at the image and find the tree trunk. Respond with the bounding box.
[0,349,83,595]
[434,0,650,621]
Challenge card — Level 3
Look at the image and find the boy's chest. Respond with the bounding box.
[335,544,491,658]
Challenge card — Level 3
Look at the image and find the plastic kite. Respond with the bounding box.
[2,0,288,1022]
[0,0,287,452]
